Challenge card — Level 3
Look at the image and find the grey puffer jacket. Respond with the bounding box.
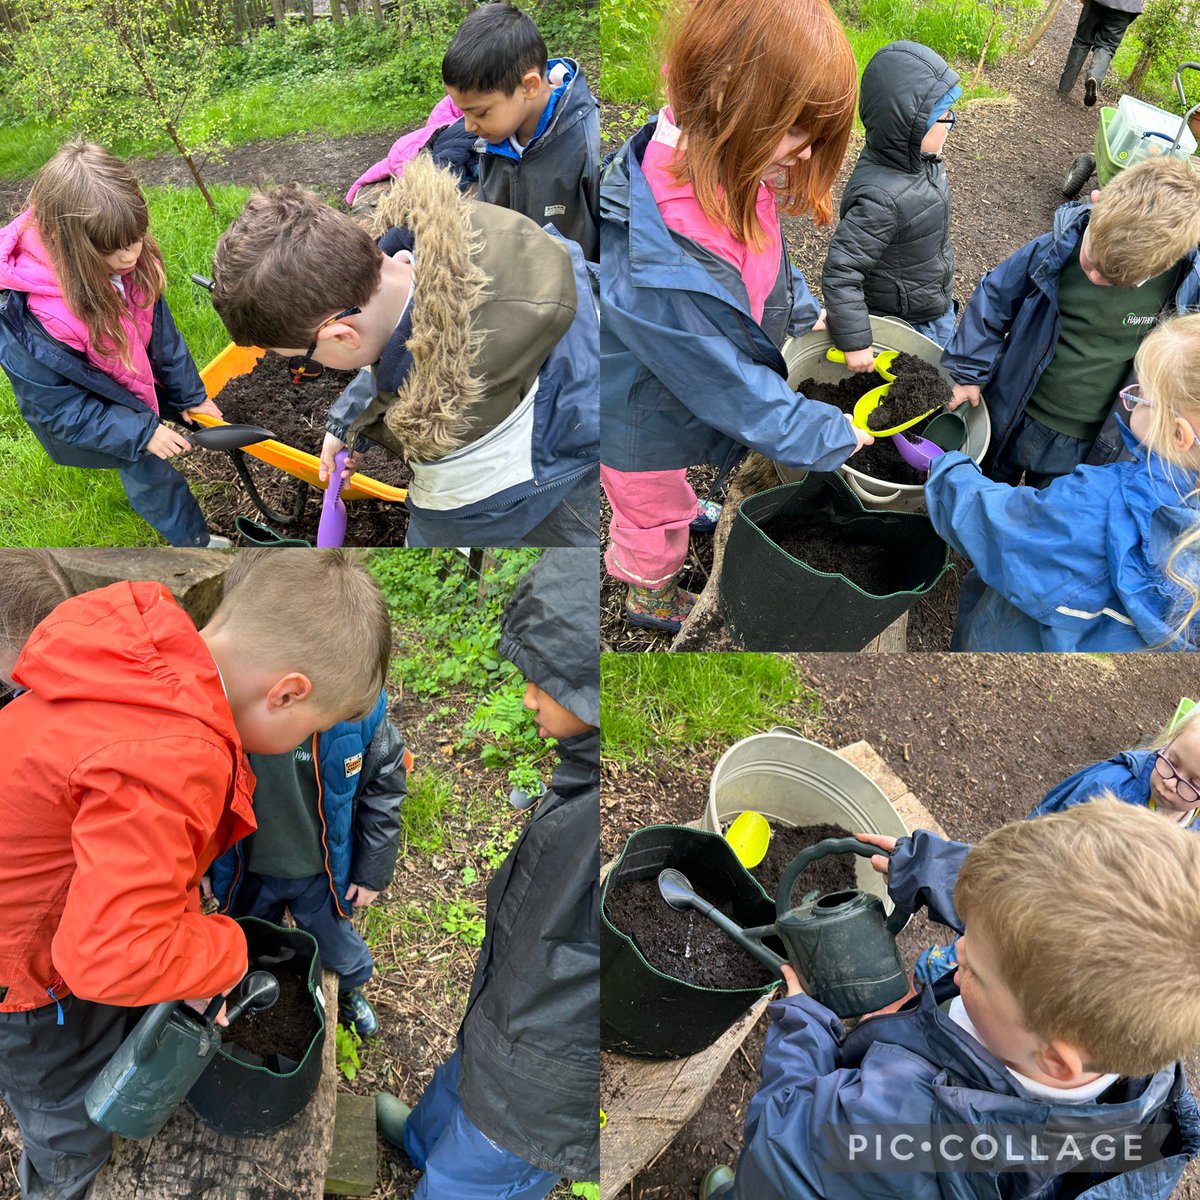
[823,41,959,352]
[457,549,600,1179]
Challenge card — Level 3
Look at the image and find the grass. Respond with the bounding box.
[400,768,459,854]
[0,182,250,546]
[601,654,821,765]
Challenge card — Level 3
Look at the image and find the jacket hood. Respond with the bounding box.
[860,41,960,172]
[14,580,243,752]
[0,211,60,300]
[498,549,599,728]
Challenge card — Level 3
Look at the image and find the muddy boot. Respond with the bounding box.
[1084,76,1098,106]
[625,580,698,633]
[700,1166,736,1199]
[1058,43,1089,95]
[375,1092,412,1148]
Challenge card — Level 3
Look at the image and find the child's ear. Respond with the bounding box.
[316,321,361,351]
[1034,1039,1087,1082]
[1173,416,1197,457]
[266,672,314,709]
[520,68,543,98]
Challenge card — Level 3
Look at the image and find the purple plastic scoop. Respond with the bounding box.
[316,449,349,548]
[894,432,946,472]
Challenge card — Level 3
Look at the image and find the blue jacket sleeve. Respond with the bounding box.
[602,298,859,473]
[940,234,1048,387]
[4,338,156,462]
[886,829,969,932]
[735,994,928,1200]
[1029,754,1145,818]
[351,716,407,892]
[152,299,208,413]
[924,451,1103,619]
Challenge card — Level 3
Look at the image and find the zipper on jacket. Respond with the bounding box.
[312,732,350,919]
[46,986,64,1025]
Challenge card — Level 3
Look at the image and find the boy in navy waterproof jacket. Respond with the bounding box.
[943,156,1200,486]
[705,801,1200,1200]
[442,3,599,263]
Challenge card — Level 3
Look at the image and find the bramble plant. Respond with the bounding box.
[335,1023,363,1082]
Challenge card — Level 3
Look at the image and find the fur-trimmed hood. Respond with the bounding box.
[362,154,576,462]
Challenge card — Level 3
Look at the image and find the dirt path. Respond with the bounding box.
[604,651,1200,1199]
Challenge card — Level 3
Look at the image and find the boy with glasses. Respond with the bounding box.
[822,41,962,371]
[944,155,1200,487]
[209,155,598,548]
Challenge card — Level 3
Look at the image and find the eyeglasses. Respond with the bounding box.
[288,307,361,384]
[935,110,957,128]
[1120,383,1200,439]
[1153,741,1200,806]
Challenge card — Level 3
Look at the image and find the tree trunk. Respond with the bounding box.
[1125,49,1154,89]
[345,0,360,15]
[369,0,384,18]
[1020,0,1063,53]
[271,0,287,22]
[969,5,1001,89]
[330,0,344,25]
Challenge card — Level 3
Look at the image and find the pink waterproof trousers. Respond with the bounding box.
[601,465,697,588]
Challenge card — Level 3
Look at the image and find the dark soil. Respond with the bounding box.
[222,968,320,1065]
[749,821,857,899]
[212,353,408,488]
[603,878,776,990]
[754,514,896,594]
[605,653,1200,1199]
[184,352,412,547]
[794,371,879,411]
[864,353,952,433]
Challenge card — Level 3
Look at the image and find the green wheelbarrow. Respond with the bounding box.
[1062,61,1200,197]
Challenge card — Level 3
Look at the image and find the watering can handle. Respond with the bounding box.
[775,837,912,937]
[130,1002,193,1065]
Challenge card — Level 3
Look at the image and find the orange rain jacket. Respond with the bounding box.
[0,581,256,1013]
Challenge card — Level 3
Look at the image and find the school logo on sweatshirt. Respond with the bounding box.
[544,204,567,217]
[344,753,363,778]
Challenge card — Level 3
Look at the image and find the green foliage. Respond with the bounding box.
[0,183,249,546]
[10,0,229,192]
[369,549,540,700]
[400,768,458,854]
[335,1023,363,1081]
[600,0,665,105]
[462,677,553,800]
[601,654,821,765]
[571,1185,600,1199]
[481,825,521,869]
[440,898,486,946]
[1114,0,1200,108]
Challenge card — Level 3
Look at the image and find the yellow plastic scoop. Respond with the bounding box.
[826,347,901,382]
[725,811,771,869]
[852,381,940,437]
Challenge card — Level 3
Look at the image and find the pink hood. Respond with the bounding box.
[0,210,159,413]
[345,95,464,205]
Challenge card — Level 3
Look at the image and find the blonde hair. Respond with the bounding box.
[1086,157,1200,287]
[28,140,165,367]
[1132,312,1200,647]
[206,549,392,720]
[1149,701,1200,751]
[955,799,1200,1076]
[660,0,858,246]
[0,549,76,658]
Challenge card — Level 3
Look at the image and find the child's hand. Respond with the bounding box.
[199,875,213,901]
[948,384,981,411]
[319,434,360,483]
[344,884,379,909]
[845,347,876,374]
[849,423,875,455]
[854,832,897,878]
[184,995,229,1027]
[147,424,193,459]
[780,963,806,997]
[181,398,223,424]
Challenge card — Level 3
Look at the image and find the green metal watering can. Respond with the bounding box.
[84,971,278,1139]
[660,836,912,1018]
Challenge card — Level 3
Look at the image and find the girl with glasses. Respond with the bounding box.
[925,311,1200,650]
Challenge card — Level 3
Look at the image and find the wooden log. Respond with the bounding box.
[599,996,771,1200]
[90,970,340,1200]
[324,1092,377,1196]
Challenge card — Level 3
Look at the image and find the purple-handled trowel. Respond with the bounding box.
[316,449,349,548]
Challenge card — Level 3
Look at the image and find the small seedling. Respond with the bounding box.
[335,1024,362,1081]
[441,899,486,946]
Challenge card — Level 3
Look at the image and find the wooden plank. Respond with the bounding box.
[91,970,340,1200]
[861,611,909,653]
[323,1092,377,1197]
[600,741,946,1199]
[600,995,771,1200]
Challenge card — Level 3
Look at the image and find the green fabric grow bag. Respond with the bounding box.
[720,474,949,651]
[601,825,782,1059]
[187,917,325,1135]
